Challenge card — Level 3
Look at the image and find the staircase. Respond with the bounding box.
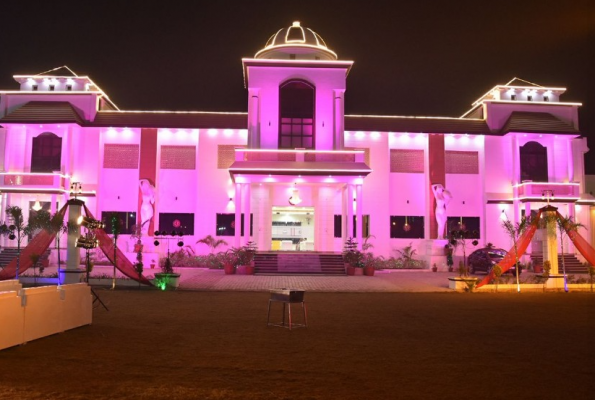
[0,248,20,269]
[254,252,345,275]
[531,254,588,274]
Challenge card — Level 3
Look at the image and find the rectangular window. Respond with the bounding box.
[527,95,533,101]
[511,94,516,101]
[32,85,38,91]
[333,215,370,238]
[159,213,195,235]
[216,213,253,237]
[101,211,137,235]
[49,85,55,91]
[543,96,549,102]
[390,216,425,239]
[446,217,480,239]
[334,215,342,238]
[66,85,72,91]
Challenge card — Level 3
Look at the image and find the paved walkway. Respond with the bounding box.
[176,268,453,292]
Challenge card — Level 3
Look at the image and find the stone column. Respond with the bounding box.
[356,184,363,251]
[242,183,251,245]
[543,208,559,275]
[234,182,242,247]
[333,91,345,150]
[65,199,82,284]
[248,91,260,149]
[346,184,354,240]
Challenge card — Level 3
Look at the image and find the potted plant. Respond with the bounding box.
[154,256,181,290]
[445,244,454,272]
[234,241,257,275]
[363,253,382,276]
[343,237,363,275]
[219,250,237,275]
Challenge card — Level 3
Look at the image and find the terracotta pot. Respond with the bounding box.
[223,264,235,275]
[354,268,364,276]
[533,264,543,273]
[346,266,356,276]
[363,266,375,276]
[244,265,255,275]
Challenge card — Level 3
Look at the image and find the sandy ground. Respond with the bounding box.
[1,289,595,399]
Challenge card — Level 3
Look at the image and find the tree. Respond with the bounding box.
[501,215,531,293]
[556,215,585,293]
[1,206,50,279]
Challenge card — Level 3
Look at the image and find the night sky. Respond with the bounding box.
[2,1,594,172]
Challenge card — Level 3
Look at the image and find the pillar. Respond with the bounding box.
[242,183,251,245]
[248,91,260,149]
[234,182,242,247]
[543,208,559,275]
[356,184,363,251]
[65,200,82,284]
[333,91,345,150]
[346,184,354,240]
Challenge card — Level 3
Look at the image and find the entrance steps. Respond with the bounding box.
[530,254,588,274]
[0,248,20,269]
[254,252,345,275]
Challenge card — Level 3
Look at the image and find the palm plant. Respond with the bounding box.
[501,215,531,292]
[556,215,585,293]
[395,243,417,268]
[1,206,49,279]
[196,235,228,253]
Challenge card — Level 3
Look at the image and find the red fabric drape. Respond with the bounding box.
[558,210,595,267]
[0,203,153,286]
[0,205,67,280]
[476,209,543,288]
[83,205,153,286]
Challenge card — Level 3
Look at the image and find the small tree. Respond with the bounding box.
[492,264,503,292]
[29,253,41,286]
[501,215,531,292]
[1,206,49,279]
[587,264,595,293]
[556,215,585,293]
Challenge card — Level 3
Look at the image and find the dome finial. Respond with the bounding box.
[255,21,337,60]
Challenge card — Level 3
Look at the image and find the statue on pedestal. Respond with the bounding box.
[432,183,452,240]
[139,179,155,235]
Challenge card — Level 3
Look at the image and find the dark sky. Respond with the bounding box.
[2,0,595,172]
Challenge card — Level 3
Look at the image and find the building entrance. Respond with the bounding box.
[271,206,315,251]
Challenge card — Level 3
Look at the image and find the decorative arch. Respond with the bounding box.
[279,79,315,149]
[520,141,548,182]
[31,132,62,173]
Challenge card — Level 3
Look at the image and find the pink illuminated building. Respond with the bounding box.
[0,22,592,269]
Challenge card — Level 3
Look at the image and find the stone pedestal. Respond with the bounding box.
[545,274,567,290]
[425,239,449,271]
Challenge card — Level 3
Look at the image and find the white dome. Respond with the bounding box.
[255,21,337,61]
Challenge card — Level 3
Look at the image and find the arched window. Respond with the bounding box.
[520,141,548,182]
[31,132,62,173]
[279,80,315,149]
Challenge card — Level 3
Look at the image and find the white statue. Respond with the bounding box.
[139,179,155,235]
[431,184,452,239]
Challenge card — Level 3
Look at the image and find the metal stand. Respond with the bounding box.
[85,247,108,311]
[267,288,307,330]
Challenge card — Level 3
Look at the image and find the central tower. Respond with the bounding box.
[242,21,353,150]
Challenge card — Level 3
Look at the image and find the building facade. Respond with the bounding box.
[0,22,592,266]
